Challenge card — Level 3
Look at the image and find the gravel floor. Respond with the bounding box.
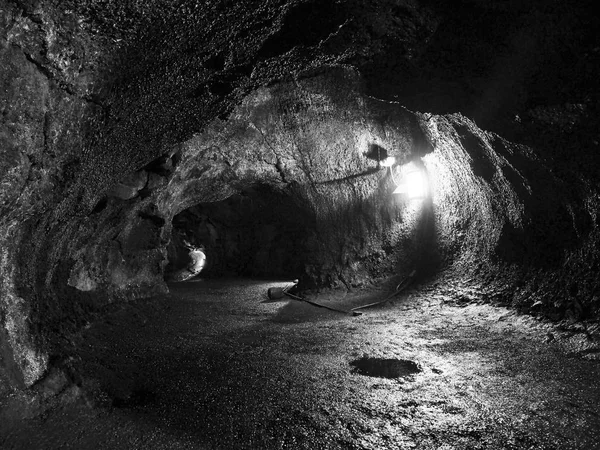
[1,277,600,449]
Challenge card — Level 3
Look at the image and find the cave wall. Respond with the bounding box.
[420,113,599,320]
[0,2,107,387]
[157,68,434,289]
[0,2,174,387]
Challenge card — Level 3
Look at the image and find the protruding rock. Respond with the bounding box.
[67,261,97,292]
[107,170,148,200]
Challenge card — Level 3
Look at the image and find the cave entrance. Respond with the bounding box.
[166,184,316,281]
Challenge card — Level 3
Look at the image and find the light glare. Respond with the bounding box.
[379,156,396,167]
[393,168,428,199]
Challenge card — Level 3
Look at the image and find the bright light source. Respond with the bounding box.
[379,156,396,168]
[393,165,428,199]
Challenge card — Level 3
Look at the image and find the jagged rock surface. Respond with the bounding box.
[0,0,598,392]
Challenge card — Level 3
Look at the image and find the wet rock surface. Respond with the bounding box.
[2,279,600,449]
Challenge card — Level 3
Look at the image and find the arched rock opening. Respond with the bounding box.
[166,184,316,281]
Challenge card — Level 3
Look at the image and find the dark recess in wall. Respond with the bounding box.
[258,1,350,60]
[166,185,317,280]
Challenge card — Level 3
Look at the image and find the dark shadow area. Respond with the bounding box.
[257,1,350,60]
[271,299,351,324]
[165,184,317,280]
[350,357,422,379]
[364,143,389,164]
[59,280,350,448]
[413,197,439,279]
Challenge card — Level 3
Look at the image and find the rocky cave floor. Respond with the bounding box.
[2,277,600,449]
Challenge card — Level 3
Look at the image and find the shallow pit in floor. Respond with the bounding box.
[350,357,422,379]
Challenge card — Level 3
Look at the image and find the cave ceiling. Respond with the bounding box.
[2,0,598,217]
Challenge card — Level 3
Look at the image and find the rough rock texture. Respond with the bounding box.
[1,1,107,387]
[157,69,433,290]
[0,0,440,388]
[420,114,599,320]
[0,0,598,393]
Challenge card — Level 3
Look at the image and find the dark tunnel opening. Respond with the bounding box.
[165,184,317,281]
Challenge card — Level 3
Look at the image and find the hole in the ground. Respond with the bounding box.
[165,184,316,281]
[113,386,157,408]
[350,357,422,379]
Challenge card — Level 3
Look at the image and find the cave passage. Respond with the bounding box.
[2,0,600,446]
[166,184,316,281]
[4,278,600,449]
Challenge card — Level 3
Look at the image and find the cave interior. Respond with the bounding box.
[166,184,315,280]
[1,0,600,448]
